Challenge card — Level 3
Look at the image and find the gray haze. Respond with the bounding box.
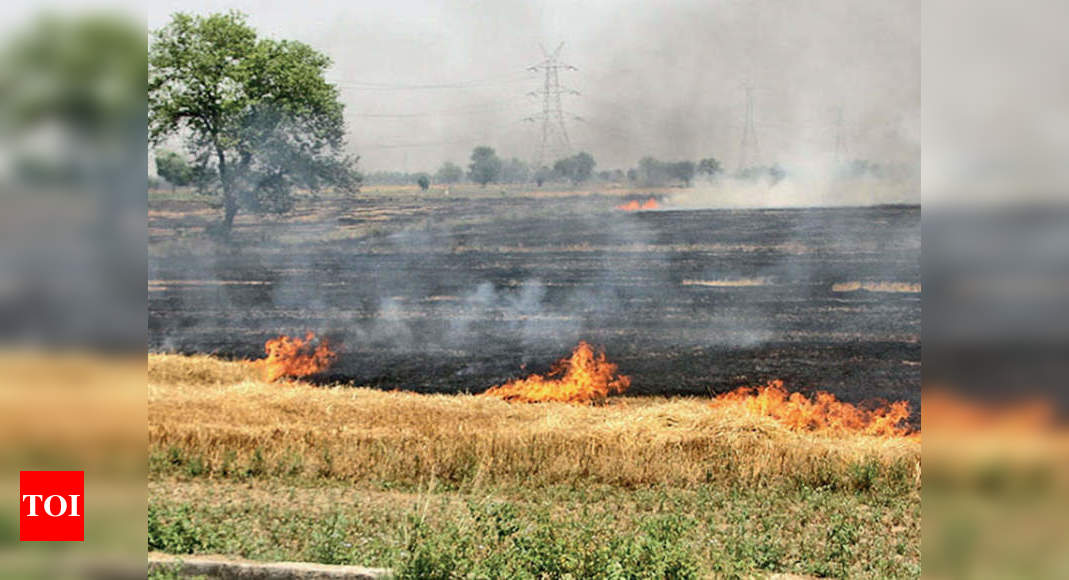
[147,0,918,192]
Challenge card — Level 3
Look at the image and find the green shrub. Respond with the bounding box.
[148,503,205,554]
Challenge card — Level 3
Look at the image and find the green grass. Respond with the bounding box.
[148,478,919,579]
[147,562,209,580]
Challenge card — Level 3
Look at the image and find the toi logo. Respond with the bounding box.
[19,471,84,542]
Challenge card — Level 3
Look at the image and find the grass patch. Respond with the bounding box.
[148,479,919,578]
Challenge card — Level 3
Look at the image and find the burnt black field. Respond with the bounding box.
[149,193,919,410]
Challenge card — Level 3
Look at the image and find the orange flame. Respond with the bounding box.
[616,197,661,211]
[482,341,630,404]
[259,332,336,382]
[712,380,914,437]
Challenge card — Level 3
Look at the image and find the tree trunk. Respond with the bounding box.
[223,198,238,232]
[216,144,236,238]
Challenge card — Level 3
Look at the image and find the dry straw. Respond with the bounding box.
[149,354,919,490]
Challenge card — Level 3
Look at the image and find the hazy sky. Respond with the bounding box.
[148,0,918,173]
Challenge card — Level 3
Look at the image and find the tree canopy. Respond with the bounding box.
[552,152,596,185]
[668,160,696,186]
[468,146,502,187]
[416,174,430,191]
[148,11,359,235]
[533,165,553,187]
[636,157,697,186]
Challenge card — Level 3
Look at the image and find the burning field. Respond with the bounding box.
[150,195,919,410]
[616,196,662,211]
[148,192,920,577]
[712,380,914,438]
[258,332,336,382]
[481,341,630,403]
[249,332,916,439]
[150,351,918,487]
[149,351,919,576]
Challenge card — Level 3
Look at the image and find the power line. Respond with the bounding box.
[349,102,527,119]
[354,119,528,151]
[355,138,475,151]
[329,72,531,91]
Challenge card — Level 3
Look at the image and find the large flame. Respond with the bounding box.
[259,332,336,382]
[616,197,661,211]
[712,380,914,437]
[482,341,630,404]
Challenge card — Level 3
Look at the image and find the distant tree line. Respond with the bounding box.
[362,147,601,189]
[336,146,907,191]
[362,148,727,189]
[463,147,599,188]
[358,146,797,190]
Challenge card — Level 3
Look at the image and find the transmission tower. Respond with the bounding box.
[525,43,578,168]
[737,83,761,171]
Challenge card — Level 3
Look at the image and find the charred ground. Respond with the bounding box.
[149,191,919,410]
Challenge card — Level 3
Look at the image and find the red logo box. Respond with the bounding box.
[19,471,84,542]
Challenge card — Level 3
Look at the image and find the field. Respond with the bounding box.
[148,187,921,577]
[148,354,920,578]
[149,189,919,408]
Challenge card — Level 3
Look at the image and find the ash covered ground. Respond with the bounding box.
[149,193,919,409]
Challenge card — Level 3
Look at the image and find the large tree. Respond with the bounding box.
[148,11,359,235]
[468,146,502,187]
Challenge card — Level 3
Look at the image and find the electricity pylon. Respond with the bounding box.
[525,43,578,169]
